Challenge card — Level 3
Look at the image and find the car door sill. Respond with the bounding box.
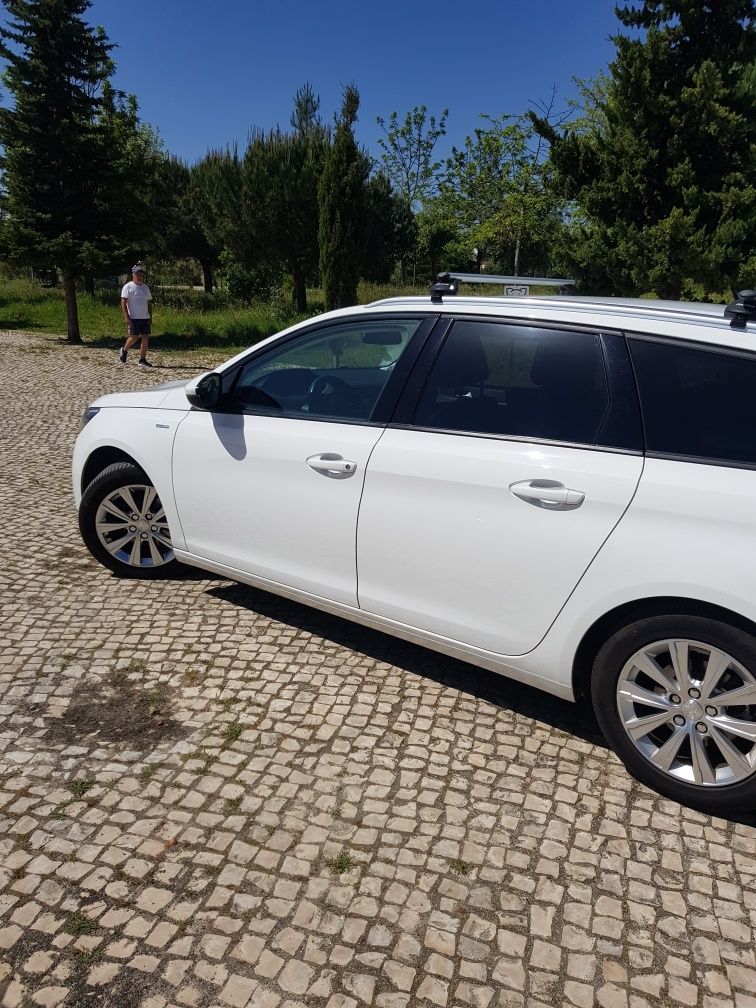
[174,548,574,701]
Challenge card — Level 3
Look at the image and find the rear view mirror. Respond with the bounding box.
[185,372,221,410]
[362,329,404,345]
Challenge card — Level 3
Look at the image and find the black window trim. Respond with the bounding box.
[207,312,441,427]
[389,314,644,454]
[627,330,756,472]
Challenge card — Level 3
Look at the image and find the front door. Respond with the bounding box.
[357,318,644,654]
[172,316,429,606]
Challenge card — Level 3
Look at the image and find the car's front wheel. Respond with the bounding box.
[592,615,756,813]
[79,461,178,578]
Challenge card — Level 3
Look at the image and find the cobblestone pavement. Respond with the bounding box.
[1,330,755,1008]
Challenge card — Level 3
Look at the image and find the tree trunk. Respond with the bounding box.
[513,233,521,277]
[292,266,308,313]
[62,269,82,344]
[83,272,95,296]
[399,258,406,284]
[201,259,214,294]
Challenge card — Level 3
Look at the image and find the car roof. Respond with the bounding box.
[364,294,756,352]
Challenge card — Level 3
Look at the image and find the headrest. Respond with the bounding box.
[435,333,489,386]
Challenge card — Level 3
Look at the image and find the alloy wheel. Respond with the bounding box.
[616,638,756,787]
[94,484,174,568]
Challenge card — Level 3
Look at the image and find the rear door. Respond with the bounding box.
[357,317,644,655]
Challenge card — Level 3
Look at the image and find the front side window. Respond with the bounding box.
[629,338,756,466]
[412,320,611,446]
[227,319,421,423]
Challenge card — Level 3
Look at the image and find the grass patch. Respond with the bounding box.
[225,796,243,813]
[65,910,98,936]
[78,947,103,966]
[0,276,431,352]
[139,765,156,783]
[450,858,471,876]
[68,779,94,799]
[222,721,244,743]
[326,850,355,875]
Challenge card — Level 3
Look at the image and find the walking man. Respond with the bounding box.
[119,263,153,367]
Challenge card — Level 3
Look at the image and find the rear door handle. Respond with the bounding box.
[510,479,585,510]
[306,453,357,479]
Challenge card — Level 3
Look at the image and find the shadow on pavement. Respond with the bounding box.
[206,581,606,749]
[206,581,756,827]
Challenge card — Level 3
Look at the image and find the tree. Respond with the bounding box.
[376,104,448,208]
[157,158,220,293]
[318,84,368,310]
[239,86,328,311]
[361,172,416,284]
[0,0,148,341]
[532,1,756,299]
[438,114,563,276]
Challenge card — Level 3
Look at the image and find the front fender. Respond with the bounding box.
[72,407,187,551]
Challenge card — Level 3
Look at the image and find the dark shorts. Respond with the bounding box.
[129,318,151,336]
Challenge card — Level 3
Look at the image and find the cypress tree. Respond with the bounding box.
[318,85,368,310]
[532,0,756,299]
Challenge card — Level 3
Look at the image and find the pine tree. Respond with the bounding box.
[532,0,756,299]
[0,0,135,341]
[318,85,368,311]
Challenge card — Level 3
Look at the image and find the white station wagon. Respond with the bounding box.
[73,277,756,815]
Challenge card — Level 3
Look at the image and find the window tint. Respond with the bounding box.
[228,319,421,422]
[412,320,611,446]
[630,338,756,465]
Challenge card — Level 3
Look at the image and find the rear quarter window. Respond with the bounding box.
[629,337,756,466]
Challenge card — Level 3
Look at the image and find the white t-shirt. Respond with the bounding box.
[121,281,152,319]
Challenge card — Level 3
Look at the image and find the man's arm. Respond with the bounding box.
[148,298,153,321]
[121,297,131,326]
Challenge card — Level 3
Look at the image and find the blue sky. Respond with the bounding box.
[74,2,620,164]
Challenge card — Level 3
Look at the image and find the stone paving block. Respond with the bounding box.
[0,332,754,1008]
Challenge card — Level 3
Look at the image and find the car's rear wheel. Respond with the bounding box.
[79,461,178,578]
[592,615,756,813]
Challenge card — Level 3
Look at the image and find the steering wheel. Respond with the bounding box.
[308,375,360,416]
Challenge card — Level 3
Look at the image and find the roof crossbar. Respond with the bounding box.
[430,272,576,304]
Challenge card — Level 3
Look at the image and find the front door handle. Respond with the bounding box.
[306,453,357,479]
[510,479,585,510]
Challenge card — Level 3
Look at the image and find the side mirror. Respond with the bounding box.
[185,372,221,410]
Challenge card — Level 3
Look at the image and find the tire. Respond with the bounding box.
[79,461,179,579]
[592,615,756,814]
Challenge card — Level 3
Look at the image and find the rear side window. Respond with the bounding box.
[412,319,612,447]
[629,338,756,466]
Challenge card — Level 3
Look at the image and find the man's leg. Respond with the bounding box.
[139,334,149,359]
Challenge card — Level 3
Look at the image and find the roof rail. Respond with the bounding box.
[430,272,577,304]
[724,290,756,329]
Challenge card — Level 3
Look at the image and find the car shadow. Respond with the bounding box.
[205,581,606,748]
[205,580,756,827]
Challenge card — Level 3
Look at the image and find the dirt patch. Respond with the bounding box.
[45,666,188,749]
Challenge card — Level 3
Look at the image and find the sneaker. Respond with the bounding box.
[138,358,153,368]
[119,348,127,364]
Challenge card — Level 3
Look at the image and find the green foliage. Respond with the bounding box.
[0,277,284,350]
[533,0,756,298]
[0,1,165,340]
[326,850,355,875]
[318,84,369,310]
[376,104,448,208]
[361,173,417,284]
[155,158,220,293]
[435,114,565,277]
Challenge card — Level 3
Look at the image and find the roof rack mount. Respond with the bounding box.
[724,290,756,330]
[430,272,576,304]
